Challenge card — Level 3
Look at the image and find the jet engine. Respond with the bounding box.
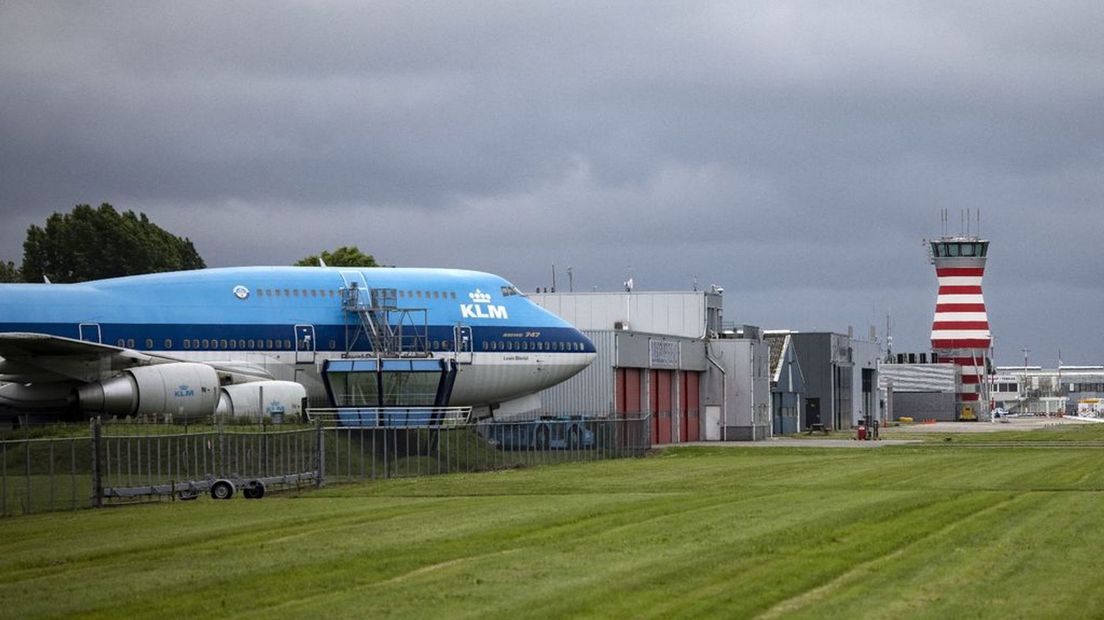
[214,381,306,419]
[74,363,220,419]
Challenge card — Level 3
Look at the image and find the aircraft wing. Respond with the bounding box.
[0,332,273,384]
[0,332,152,382]
[0,332,150,360]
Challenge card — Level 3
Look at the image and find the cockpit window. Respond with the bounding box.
[501,285,524,297]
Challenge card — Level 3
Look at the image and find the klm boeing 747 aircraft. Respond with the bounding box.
[0,266,596,422]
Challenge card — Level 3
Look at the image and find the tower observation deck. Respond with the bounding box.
[929,235,991,420]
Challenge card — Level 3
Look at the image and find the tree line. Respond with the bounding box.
[0,204,378,283]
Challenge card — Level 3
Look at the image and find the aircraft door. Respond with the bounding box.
[79,323,101,343]
[295,324,315,364]
[454,324,473,364]
[339,270,369,306]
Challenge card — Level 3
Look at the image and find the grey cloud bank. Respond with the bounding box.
[1,1,1102,364]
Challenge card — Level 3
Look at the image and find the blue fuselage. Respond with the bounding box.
[0,267,597,411]
[0,267,595,356]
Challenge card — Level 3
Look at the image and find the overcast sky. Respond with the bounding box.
[2,2,1102,364]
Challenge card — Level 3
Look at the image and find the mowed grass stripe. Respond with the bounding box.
[4,446,1104,618]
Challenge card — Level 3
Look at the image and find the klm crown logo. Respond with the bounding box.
[174,384,195,398]
[468,289,492,303]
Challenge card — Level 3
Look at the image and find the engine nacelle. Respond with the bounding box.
[214,381,306,420]
[75,363,220,419]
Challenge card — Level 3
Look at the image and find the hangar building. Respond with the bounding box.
[530,290,770,443]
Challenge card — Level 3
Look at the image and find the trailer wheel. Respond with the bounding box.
[210,480,235,500]
[243,481,266,500]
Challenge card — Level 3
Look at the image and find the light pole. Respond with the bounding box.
[1021,346,1030,414]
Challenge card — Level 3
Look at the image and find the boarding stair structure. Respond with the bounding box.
[328,282,460,425]
[341,284,430,358]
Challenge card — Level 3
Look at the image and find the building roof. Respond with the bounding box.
[764,332,787,381]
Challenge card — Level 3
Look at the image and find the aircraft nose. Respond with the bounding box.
[578,329,596,354]
[574,329,597,371]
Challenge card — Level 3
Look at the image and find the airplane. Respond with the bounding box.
[0,266,597,423]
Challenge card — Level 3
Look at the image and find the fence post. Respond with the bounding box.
[315,420,324,488]
[91,417,103,509]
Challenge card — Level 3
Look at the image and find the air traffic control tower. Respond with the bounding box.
[928,221,992,420]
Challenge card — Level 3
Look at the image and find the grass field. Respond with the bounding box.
[4,439,1104,618]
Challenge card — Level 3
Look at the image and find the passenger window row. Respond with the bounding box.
[250,288,458,301]
[115,338,341,351]
[255,288,338,299]
[397,290,457,300]
[481,341,584,352]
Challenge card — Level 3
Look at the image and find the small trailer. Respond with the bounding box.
[102,471,317,501]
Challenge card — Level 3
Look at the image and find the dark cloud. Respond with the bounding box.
[1,1,1102,363]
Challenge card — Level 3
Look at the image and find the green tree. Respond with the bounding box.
[0,260,20,282]
[294,246,379,267]
[21,203,206,283]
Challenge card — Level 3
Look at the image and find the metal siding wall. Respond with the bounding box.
[893,392,957,421]
[538,330,616,415]
[878,364,956,392]
[680,340,708,372]
[615,331,652,367]
[529,292,709,338]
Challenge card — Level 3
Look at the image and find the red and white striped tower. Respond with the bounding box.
[930,235,991,420]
